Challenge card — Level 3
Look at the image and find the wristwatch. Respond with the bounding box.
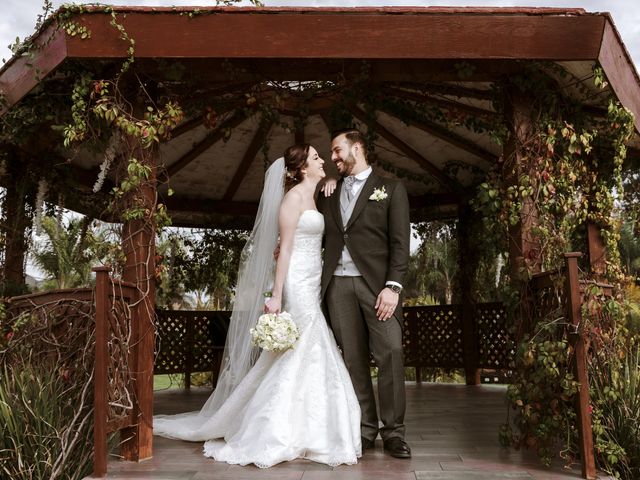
[387,284,402,294]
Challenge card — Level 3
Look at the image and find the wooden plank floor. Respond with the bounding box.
[100,383,612,480]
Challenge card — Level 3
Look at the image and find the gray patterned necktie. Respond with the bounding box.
[344,176,356,201]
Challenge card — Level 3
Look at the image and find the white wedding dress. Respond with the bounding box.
[154,210,362,468]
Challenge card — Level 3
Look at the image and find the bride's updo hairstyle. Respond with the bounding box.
[283,143,310,190]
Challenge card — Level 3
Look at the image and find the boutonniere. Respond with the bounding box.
[369,186,388,201]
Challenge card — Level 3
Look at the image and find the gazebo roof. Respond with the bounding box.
[1,6,639,228]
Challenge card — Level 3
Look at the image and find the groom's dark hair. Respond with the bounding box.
[331,128,369,161]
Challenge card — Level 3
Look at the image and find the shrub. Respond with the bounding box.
[0,361,94,480]
[0,300,95,480]
[591,344,640,479]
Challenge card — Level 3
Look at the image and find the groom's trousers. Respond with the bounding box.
[326,275,406,442]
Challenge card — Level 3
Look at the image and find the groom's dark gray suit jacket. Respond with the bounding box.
[318,171,411,324]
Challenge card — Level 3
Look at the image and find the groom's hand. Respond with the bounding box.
[375,288,399,321]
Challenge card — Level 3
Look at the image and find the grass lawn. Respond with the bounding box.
[154,374,184,390]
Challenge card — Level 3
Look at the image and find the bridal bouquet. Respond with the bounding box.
[250,311,300,352]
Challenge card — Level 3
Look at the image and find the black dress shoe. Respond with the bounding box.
[383,437,411,458]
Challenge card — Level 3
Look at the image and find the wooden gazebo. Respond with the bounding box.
[1,6,639,479]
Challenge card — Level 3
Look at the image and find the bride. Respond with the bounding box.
[154,144,362,468]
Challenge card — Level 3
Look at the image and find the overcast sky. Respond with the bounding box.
[1,0,639,68]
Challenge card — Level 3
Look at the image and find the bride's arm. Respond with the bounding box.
[264,191,301,314]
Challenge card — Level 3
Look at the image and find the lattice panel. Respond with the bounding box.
[403,306,464,368]
[476,302,511,369]
[156,305,514,376]
[190,314,217,372]
[155,312,187,374]
[155,311,230,375]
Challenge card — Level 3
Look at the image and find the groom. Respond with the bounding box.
[318,128,411,458]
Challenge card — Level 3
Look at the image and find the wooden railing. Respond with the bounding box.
[528,253,611,480]
[4,274,138,479]
[154,302,512,385]
[93,267,139,477]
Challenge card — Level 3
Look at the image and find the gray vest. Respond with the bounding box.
[333,182,364,277]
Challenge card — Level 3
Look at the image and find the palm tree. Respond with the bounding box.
[31,215,103,289]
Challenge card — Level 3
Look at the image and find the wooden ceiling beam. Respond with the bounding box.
[163,193,460,219]
[223,119,274,201]
[164,197,259,216]
[348,105,464,193]
[598,19,640,134]
[401,82,494,101]
[162,81,256,104]
[126,59,520,84]
[170,115,208,139]
[377,107,498,165]
[164,111,248,180]
[64,10,604,60]
[170,100,243,139]
[4,10,638,132]
[0,22,67,115]
[384,86,497,119]
[170,84,265,139]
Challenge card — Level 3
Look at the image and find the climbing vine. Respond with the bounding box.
[470,64,637,477]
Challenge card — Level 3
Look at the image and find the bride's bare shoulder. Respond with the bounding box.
[282,188,304,206]
[280,189,304,215]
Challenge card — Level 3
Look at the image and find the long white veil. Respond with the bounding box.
[153,157,285,440]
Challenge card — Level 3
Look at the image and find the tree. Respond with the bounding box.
[619,220,640,280]
[31,215,105,289]
[155,233,192,310]
[155,229,248,311]
[405,221,458,305]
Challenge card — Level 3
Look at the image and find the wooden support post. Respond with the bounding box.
[458,205,480,385]
[503,86,542,344]
[2,152,30,296]
[586,222,606,277]
[93,266,110,478]
[564,253,596,480]
[503,88,542,279]
[120,142,157,462]
[415,367,422,384]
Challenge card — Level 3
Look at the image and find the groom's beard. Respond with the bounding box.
[340,152,357,177]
